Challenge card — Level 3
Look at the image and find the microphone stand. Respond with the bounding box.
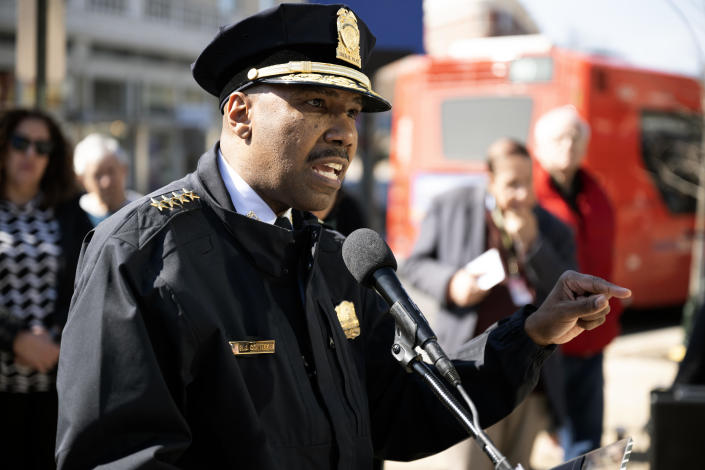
[390,321,521,470]
[390,318,634,470]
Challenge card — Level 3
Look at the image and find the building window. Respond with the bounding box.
[88,0,126,14]
[641,111,701,214]
[145,0,171,20]
[183,5,218,29]
[144,84,174,116]
[93,80,126,116]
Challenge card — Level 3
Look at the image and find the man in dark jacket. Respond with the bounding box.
[55,4,630,469]
[401,139,576,352]
[400,138,576,469]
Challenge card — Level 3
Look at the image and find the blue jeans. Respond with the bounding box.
[559,353,604,461]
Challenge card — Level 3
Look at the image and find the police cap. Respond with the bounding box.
[192,3,391,113]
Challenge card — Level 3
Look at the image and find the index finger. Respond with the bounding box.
[567,272,632,299]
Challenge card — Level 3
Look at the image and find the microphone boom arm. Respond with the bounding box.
[374,268,462,386]
[390,304,423,371]
[381,279,520,469]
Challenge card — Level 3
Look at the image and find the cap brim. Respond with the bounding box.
[257,73,391,113]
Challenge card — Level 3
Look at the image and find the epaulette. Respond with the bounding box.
[110,187,204,249]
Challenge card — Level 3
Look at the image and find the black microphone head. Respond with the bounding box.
[342,228,397,287]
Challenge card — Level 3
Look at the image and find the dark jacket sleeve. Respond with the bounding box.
[56,234,192,469]
[523,206,577,305]
[365,286,553,461]
[398,197,459,307]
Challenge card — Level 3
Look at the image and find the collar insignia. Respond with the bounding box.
[150,188,200,212]
[229,340,275,355]
[335,300,360,339]
[335,8,361,68]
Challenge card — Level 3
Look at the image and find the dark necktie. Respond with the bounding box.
[274,216,292,230]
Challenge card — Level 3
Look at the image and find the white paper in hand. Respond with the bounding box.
[464,248,506,290]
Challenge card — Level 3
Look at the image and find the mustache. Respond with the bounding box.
[307,147,349,163]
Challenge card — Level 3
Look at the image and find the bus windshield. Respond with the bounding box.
[441,96,534,161]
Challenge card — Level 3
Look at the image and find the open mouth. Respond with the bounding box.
[311,162,343,182]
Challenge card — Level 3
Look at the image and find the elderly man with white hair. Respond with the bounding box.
[532,105,622,461]
[74,133,140,226]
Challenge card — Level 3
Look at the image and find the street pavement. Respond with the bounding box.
[382,285,682,470]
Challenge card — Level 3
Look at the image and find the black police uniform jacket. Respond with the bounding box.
[56,145,553,469]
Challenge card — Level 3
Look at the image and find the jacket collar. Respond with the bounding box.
[193,144,323,278]
[195,142,236,213]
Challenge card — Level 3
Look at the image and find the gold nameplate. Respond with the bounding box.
[335,8,361,68]
[335,300,360,339]
[229,340,275,355]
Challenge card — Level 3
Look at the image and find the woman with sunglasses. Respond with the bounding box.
[0,108,92,468]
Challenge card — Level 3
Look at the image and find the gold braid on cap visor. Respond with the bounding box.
[246,61,373,92]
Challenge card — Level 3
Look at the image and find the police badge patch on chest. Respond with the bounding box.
[334,300,360,339]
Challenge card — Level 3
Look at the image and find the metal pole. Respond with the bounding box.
[688,80,705,301]
[664,0,705,338]
[685,74,705,336]
[35,0,47,108]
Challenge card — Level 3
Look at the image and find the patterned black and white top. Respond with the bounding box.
[0,198,61,393]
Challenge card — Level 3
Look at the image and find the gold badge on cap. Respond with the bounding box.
[229,340,276,355]
[335,300,360,339]
[335,8,361,68]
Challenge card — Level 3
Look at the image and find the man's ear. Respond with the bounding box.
[224,92,252,140]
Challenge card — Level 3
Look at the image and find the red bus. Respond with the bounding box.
[386,35,702,309]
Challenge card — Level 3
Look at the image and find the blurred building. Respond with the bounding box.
[0,0,300,193]
[423,0,538,56]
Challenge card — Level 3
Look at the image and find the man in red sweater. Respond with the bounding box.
[532,106,622,460]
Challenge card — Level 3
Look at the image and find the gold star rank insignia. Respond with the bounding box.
[172,191,188,204]
[149,189,201,212]
[160,195,174,209]
[150,198,164,211]
[335,300,360,339]
[182,189,200,201]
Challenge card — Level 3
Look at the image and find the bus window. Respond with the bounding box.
[641,111,701,214]
[509,57,553,83]
[441,96,533,160]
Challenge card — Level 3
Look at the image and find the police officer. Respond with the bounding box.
[55,4,630,469]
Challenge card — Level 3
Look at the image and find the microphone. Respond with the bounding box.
[342,228,461,386]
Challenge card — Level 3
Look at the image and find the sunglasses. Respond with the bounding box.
[9,134,53,156]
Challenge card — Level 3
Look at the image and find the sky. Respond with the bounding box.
[520,0,705,78]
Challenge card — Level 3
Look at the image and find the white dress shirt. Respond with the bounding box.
[217,149,292,225]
